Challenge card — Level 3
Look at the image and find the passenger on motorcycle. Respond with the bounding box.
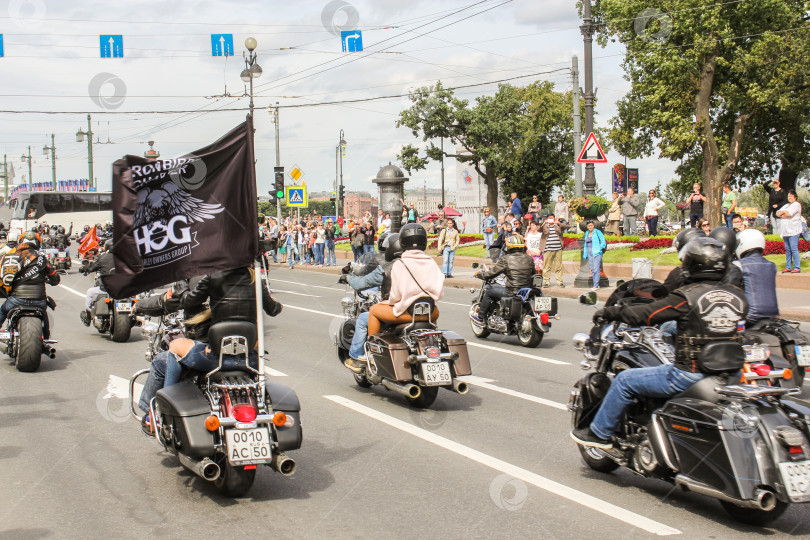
[732,229,779,325]
[80,239,115,326]
[470,234,535,325]
[137,266,282,432]
[571,237,748,449]
[0,232,60,334]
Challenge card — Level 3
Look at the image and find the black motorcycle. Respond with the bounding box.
[469,264,557,347]
[0,297,57,372]
[86,287,135,343]
[334,288,379,387]
[745,318,810,386]
[53,248,72,273]
[570,292,810,525]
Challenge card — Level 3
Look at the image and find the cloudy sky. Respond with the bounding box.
[0,0,677,198]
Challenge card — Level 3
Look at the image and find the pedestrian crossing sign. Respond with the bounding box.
[285,184,307,207]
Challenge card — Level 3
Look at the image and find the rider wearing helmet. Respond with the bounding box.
[572,237,748,449]
[732,229,779,324]
[663,228,706,292]
[471,234,535,325]
[0,232,60,333]
[54,223,73,257]
[80,239,116,326]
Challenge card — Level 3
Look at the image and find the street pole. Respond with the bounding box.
[2,154,7,200]
[572,55,583,197]
[581,0,596,196]
[86,114,94,189]
[339,133,344,219]
[26,146,32,188]
[335,146,340,220]
[50,134,56,189]
[440,137,445,208]
[273,103,281,221]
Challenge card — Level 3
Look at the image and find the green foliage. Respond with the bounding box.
[738,184,769,213]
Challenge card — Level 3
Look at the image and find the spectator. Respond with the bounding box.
[481,207,497,251]
[776,190,802,273]
[541,214,564,287]
[554,195,570,225]
[436,211,447,230]
[722,184,738,229]
[764,178,787,235]
[268,218,279,263]
[525,220,543,274]
[528,195,541,222]
[285,226,298,268]
[381,213,392,230]
[314,221,326,266]
[583,220,606,290]
[325,218,337,266]
[619,188,639,235]
[350,220,363,262]
[688,183,707,228]
[361,219,375,254]
[376,209,384,229]
[509,192,522,219]
[731,213,747,232]
[697,217,711,234]
[296,225,307,266]
[278,226,288,264]
[489,217,509,262]
[606,192,621,236]
[505,212,517,228]
[437,218,460,278]
[400,199,419,223]
[643,189,666,236]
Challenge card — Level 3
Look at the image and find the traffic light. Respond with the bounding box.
[338,185,345,201]
[273,166,284,200]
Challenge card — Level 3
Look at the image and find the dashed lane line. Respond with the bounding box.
[59,284,86,298]
[324,394,681,536]
[458,375,567,410]
[466,341,569,365]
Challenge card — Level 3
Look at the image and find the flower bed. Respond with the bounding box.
[631,238,673,250]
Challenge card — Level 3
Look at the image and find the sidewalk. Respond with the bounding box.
[267,249,810,322]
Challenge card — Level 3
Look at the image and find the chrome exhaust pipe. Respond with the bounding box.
[381,378,421,399]
[270,452,297,476]
[675,475,776,510]
[177,453,221,482]
[43,344,56,359]
[452,379,469,395]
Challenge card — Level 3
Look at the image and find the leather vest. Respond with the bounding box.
[734,255,779,322]
[673,282,748,373]
[380,261,393,300]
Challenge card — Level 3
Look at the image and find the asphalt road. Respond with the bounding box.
[1,267,809,539]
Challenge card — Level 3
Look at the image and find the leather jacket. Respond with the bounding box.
[10,251,60,299]
[54,234,71,250]
[180,267,282,326]
[732,253,779,323]
[478,251,535,292]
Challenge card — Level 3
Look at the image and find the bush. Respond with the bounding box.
[763,239,810,255]
[631,238,674,250]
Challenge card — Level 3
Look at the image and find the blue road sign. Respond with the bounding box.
[0,35,3,58]
[210,34,234,57]
[100,35,124,58]
[286,186,307,207]
[341,30,363,52]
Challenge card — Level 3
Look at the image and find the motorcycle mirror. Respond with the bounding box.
[471,262,480,269]
[616,279,626,287]
[579,292,598,305]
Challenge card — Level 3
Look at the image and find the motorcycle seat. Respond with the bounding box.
[673,374,731,403]
[208,321,257,357]
[390,321,435,335]
[208,369,254,383]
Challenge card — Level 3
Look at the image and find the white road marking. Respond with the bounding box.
[59,284,86,298]
[108,374,142,401]
[284,304,347,319]
[466,341,569,365]
[324,395,681,536]
[439,300,470,307]
[271,278,341,292]
[272,289,321,298]
[458,375,568,410]
[264,367,288,377]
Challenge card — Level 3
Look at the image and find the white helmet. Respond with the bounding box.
[735,228,766,258]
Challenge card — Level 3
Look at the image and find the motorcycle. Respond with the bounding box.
[570,291,810,525]
[745,318,810,386]
[53,248,72,273]
[334,290,472,409]
[85,276,136,343]
[469,264,558,347]
[79,248,98,272]
[137,310,185,364]
[0,296,57,372]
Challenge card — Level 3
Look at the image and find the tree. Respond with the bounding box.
[397,80,574,211]
[595,0,810,226]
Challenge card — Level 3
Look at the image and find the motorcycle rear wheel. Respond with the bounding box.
[215,459,257,497]
[469,303,490,338]
[407,386,439,409]
[516,313,542,348]
[578,445,619,473]
[15,317,43,372]
[111,310,132,342]
[720,499,788,525]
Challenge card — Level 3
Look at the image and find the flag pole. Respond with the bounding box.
[249,113,266,404]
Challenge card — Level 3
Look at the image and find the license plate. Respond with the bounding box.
[779,460,810,501]
[795,345,810,366]
[0,330,9,341]
[116,302,132,311]
[746,347,766,361]
[534,296,552,312]
[421,361,452,386]
[225,427,272,465]
[57,252,66,258]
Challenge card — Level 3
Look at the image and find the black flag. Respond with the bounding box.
[102,117,257,298]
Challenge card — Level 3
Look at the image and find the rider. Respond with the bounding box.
[571,237,748,449]
[662,228,706,292]
[732,229,779,325]
[710,226,744,287]
[137,266,283,432]
[0,232,60,334]
[54,224,73,259]
[80,239,115,326]
[470,234,535,324]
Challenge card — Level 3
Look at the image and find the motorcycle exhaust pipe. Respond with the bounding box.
[452,379,469,395]
[177,453,221,482]
[43,344,56,359]
[381,378,421,399]
[754,489,777,512]
[270,452,297,477]
[675,475,776,510]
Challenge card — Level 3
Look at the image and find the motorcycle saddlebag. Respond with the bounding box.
[499,297,523,322]
[571,372,611,430]
[265,381,303,452]
[442,330,472,376]
[698,342,745,374]
[91,295,110,317]
[367,333,411,381]
[155,381,214,458]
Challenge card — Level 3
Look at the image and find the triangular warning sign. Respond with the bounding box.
[289,190,303,203]
[577,132,608,164]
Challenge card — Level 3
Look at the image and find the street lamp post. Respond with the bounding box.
[76,113,94,190]
[240,37,262,117]
[338,130,346,219]
[21,146,33,188]
[581,0,597,196]
[42,134,56,190]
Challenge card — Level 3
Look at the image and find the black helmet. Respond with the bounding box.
[505,234,526,253]
[104,239,114,252]
[384,234,404,262]
[57,225,65,234]
[377,232,389,253]
[18,231,40,251]
[399,223,427,251]
[673,228,706,253]
[709,226,738,259]
[680,237,729,280]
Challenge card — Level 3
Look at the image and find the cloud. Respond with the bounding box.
[512,0,580,27]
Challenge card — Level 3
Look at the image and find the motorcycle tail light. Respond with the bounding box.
[205,415,220,432]
[233,405,257,423]
[753,364,771,377]
[272,411,288,427]
[540,313,550,325]
[425,347,441,359]
[783,368,793,380]
[790,446,804,454]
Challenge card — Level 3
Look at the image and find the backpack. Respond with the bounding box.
[0,251,23,295]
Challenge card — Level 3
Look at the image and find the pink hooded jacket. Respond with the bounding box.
[388,250,445,316]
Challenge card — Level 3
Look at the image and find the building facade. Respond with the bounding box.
[403,187,456,216]
[342,192,378,219]
[455,152,508,233]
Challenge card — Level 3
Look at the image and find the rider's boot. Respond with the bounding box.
[80,309,91,327]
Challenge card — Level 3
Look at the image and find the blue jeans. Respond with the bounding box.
[287,243,296,268]
[587,253,603,288]
[363,244,374,255]
[349,312,369,359]
[660,320,677,337]
[314,243,325,265]
[0,297,48,328]
[646,216,658,236]
[785,235,800,270]
[326,240,336,266]
[442,246,455,276]
[297,243,306,264]
[725,212,734,228]
[483,232,494,250]
[590,364,705,439]
[352,246,361,262]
